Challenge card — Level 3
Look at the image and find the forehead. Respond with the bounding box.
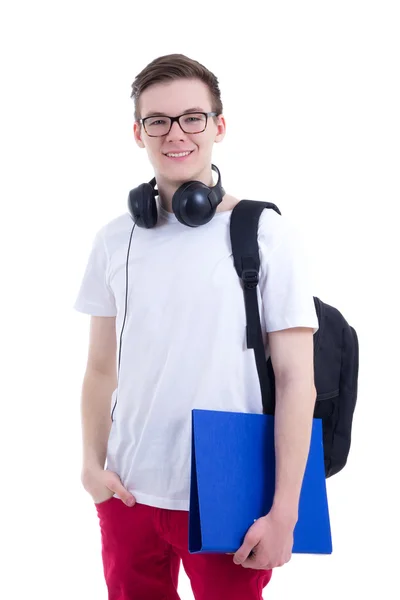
[140,78,212,118]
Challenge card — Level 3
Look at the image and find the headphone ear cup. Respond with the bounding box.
[172,181,216,227]
[128,183,158,228]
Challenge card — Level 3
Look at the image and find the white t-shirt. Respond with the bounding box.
[74,202,319,511]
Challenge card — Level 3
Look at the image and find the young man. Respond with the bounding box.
[75,54,319,600]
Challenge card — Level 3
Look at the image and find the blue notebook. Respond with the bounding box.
[189,409,332,555]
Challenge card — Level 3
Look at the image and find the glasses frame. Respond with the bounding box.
[139,111,218,137]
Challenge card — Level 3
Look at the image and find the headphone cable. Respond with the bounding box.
[111,221,136,422]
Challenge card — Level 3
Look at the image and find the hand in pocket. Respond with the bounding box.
[81,467,136,507]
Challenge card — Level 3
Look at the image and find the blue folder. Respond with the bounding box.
[189,409,332,555]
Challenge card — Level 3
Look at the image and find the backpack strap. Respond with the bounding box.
[230,200,282,415]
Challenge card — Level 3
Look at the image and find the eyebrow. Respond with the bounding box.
[143,107,206,118]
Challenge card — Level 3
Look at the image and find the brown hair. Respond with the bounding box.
[130,54,223,121]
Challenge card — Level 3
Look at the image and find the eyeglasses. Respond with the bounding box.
[139,111,218,137]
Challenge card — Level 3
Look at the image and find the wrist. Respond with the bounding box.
[81,463,104,481]
[268,502,298,528]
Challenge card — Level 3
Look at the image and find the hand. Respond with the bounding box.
[81,467,136,507]
[231,511,295,570]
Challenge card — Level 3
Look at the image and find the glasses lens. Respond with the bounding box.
[144,117,172,137]
[179,113,207,133]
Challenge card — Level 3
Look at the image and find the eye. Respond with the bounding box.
[148,118,167,127]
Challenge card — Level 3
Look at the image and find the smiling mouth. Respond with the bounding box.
[163,150,194,158]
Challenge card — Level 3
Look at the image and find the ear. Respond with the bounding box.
[214,114,226,144]
[133,121,145,149]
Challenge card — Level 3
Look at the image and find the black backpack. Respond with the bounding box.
[230,200,359,478]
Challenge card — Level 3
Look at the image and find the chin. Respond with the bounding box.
[159,161,204,184]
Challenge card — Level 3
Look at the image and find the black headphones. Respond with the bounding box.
[127,163,225,228]
[111,164,226,421]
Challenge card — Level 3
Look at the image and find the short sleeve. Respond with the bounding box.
[258,215,319,334]
[73,228,117,317]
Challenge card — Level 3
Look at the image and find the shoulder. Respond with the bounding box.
[257,204,300,258]
[100,212,133,239]
[95,212,134,255]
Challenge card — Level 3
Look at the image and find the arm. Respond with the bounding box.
[232,326,317,567]
[268,326,317,525]
[80,316,117,480]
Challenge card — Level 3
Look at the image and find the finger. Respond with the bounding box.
[233,537,257,565]
[242,559,272,571]
[240,550,256,563]
[106,472,136,506]
[240,549,273,571]
[240,559,256,570]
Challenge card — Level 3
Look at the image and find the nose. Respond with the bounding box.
[166,119,187,141]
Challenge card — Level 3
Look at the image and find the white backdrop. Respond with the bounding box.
[1,1,399,598]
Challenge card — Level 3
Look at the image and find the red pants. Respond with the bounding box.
[95,498,273,599]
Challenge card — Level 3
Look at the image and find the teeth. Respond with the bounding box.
[166,151,192,158]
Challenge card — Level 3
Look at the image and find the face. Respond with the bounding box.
[133,78,226,186]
